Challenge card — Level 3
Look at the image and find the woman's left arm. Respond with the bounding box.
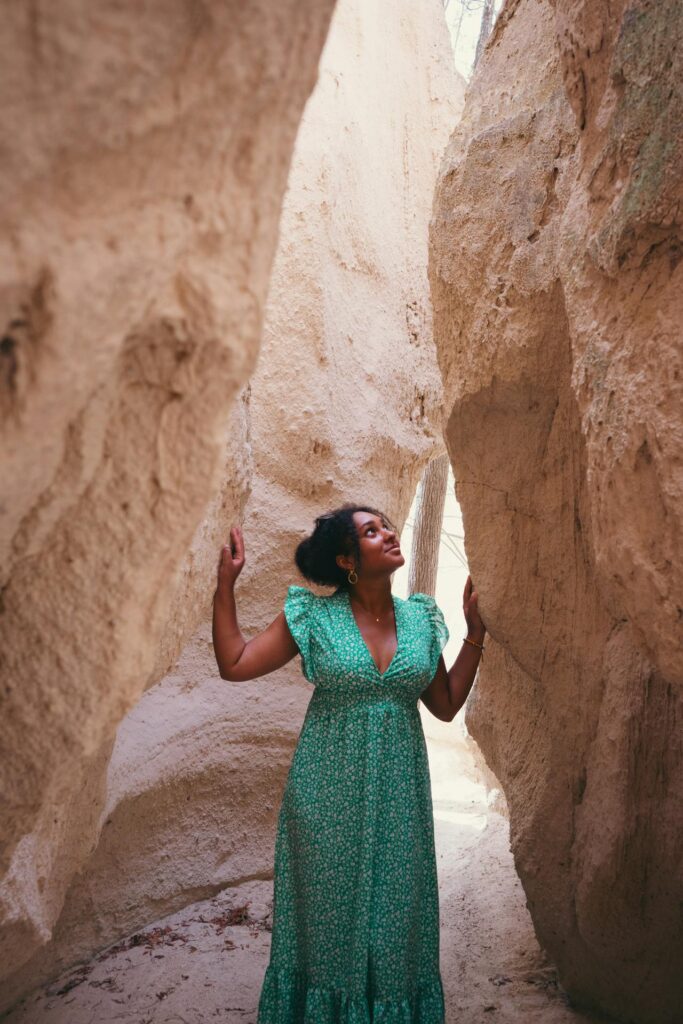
[420,575,486,722]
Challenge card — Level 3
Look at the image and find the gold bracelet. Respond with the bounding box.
[463,636,485,657]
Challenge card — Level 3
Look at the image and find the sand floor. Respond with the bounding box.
[2,720,610,1024]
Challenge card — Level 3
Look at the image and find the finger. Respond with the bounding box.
[235,527,245,560]
[224,528,241,561]
[226,530,237,552]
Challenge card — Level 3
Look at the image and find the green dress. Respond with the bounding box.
[257,584,450,1023]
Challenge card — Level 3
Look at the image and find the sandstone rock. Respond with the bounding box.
[0,0,335,990]
[430,1,683,1020]
[0,0,463,1007]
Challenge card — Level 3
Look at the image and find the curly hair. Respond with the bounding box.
[294,502,398,590]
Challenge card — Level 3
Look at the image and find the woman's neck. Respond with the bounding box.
[348,579,393,618]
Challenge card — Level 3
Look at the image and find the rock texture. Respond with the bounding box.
[0,0,464,1009]
[0,0,336,992]
[430,0,682,1021]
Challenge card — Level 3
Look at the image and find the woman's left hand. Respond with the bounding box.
[464,574,486,641]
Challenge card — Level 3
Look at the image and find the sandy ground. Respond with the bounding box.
[2,712,611,1024]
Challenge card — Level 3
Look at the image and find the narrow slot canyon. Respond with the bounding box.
[0,2,681,1023]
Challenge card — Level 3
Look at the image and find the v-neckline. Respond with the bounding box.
[344,589,400,679]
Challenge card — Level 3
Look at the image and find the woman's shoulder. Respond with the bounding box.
[285,583,317,610]
[286,583,314,598]
[404,591,438,609]
[285,583,341,611]
[286,583,337,601]
[404,592,448,627]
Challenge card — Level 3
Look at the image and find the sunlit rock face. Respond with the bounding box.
[0,0,336,999]
[0,0,464,1007]
[430,0,682,1021]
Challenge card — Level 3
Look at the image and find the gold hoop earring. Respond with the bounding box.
[347,568,358,584]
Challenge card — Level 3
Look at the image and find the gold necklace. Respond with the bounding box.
[351,599,390,623]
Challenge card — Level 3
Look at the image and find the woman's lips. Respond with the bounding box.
[387,545,401,553]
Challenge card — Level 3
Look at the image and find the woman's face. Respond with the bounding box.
[349,510,405,577]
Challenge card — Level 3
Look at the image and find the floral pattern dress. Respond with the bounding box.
[256,584,450,1023]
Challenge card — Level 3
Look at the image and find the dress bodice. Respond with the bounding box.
[283,585,449,706]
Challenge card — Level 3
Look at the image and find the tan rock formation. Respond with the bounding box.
[0,0,336,991]
[430,0,683,1021]
[0,0,464,1008]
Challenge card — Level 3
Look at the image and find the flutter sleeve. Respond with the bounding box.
[283,584,318,682]
[410,592,450,682]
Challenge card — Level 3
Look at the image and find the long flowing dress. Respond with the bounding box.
[256,584,450,1023]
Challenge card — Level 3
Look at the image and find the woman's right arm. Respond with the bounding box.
[213,526,299,681]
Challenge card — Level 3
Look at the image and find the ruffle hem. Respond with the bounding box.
[257,964,445,1023]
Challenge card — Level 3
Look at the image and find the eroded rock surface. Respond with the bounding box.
[430,1,682,1021]
[0,0,336,995]
[0,0,463,1008]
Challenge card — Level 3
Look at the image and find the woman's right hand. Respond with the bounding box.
[216,525,245,593]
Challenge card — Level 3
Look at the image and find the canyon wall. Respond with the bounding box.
[429,0,682,1021]
[0,0,337,994]
[0,0,463,1008]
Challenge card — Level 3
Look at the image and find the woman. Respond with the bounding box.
[212,502,486,1023]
